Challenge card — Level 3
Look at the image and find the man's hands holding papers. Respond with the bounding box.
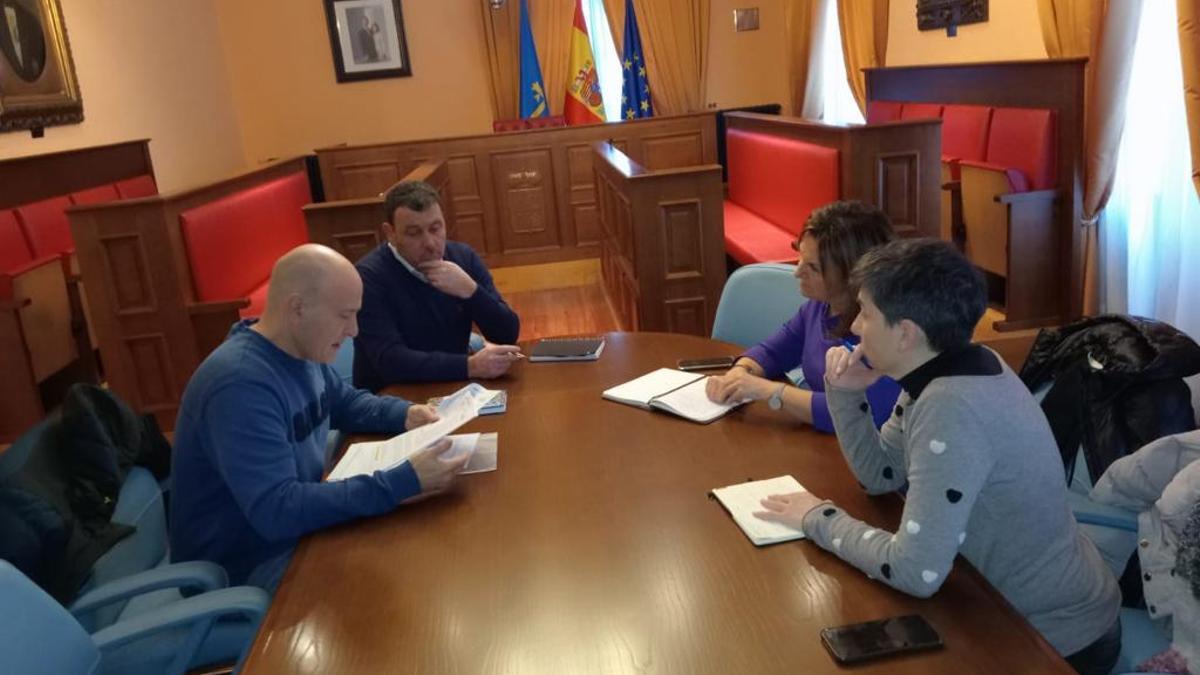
[405,404,440,430]
[406,439,469,496]
[754,490,827,532]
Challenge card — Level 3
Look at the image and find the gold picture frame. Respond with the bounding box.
[0,0,82,133]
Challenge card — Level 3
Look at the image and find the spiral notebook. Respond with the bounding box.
[528,337,606,362]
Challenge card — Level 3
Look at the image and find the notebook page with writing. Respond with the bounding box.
[711,475,807,545]
[601,368,701,408]
[650,377,742,424]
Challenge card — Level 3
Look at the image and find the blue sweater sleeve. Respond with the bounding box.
[325,367,412,434]
[205,381,421,542]
[460,248,520,344]
[355,266,470,383]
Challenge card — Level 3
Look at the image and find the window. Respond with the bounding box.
[1101,0,1200,339]
[816,0,864,124]
[582,0,624,122]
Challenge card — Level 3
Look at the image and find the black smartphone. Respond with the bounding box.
[677,356,736,371]
[819,614,943,664]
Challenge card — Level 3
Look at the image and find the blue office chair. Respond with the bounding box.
[0,559,268,675]
[712,263,805,349]
[0,418,268,673]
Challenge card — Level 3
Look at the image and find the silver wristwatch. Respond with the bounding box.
[768,383,787,411]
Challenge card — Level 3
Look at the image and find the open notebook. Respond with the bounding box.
[711,475,807,546]
[601,367,745,423]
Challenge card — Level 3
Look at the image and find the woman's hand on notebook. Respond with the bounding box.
[754,490,826,531]
[705,367,773,404]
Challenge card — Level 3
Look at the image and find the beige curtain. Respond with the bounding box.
[1038,0,1143,315]
[785,0,822,118]
[1180,0,1200,197]
[836,0,888,115]
[618,0,709,115]
[479,1,575,120]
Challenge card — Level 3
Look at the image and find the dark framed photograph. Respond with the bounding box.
[323,0,412,83]
[0,0,83,132]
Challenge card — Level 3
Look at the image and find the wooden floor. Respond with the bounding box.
[498,260,1039,369]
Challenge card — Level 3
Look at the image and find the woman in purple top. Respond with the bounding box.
[706,201,901,432]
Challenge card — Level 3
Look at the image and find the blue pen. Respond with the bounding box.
[841,338,872,369]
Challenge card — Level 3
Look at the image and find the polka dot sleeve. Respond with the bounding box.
[804,389,996,598]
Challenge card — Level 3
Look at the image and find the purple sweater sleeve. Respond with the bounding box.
[744,301,900,433]
[742,305,811,378]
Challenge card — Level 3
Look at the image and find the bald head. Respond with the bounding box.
[257,244,363,363]
[265,244,358,310]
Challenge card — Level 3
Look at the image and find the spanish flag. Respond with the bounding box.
[563,0,606,125]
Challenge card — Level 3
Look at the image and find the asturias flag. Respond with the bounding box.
[563,0,605,125]
[620,0,653,120]
[518,0,548,118]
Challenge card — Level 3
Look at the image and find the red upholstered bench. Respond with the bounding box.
[179,171,311,319]
[723,129,839,264]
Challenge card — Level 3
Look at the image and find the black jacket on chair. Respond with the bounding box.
[0,384,171,602]
[1020,315,1200,484]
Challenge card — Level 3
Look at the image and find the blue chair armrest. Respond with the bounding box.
[91,586,269,674]
[69,561,228,618]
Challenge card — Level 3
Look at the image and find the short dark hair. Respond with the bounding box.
[851,238,986,353]
[798,201,895,335]
[382,180,441,225]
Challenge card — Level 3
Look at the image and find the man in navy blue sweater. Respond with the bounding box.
[170,244,469,592]
[354,180,521,390]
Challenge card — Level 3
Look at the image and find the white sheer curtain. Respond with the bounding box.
[583,0,623,121]
[801,0,864,124]
[1100,0,1200,343]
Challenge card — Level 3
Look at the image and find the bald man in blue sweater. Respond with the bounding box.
[170,244,468,592]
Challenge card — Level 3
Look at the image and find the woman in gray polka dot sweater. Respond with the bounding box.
[757,240,1121,675]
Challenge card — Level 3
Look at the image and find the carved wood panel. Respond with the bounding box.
[642,132,705,170]
[337,162,403,199]
[876,152,920,237]
[660,200,705,279]
[664,297,708,336]
[492,149,560,252]
[446,156,487,253]
[124,333,178,411]
[100,234,157,315]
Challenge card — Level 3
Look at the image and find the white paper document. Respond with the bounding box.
[326,383,494,482]
[711,475,807,546]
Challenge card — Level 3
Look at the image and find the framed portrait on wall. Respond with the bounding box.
[323,0,412,83]
[0,0,83,132]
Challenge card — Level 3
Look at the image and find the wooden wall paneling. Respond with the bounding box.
[315,113,717,269]
[865,58,1087,327]
[723,113,942,240]
[0,140,156,439]
[69,157,311,428]
[594,142,725,336]
[0,140,154,207]
[305,159,452,264]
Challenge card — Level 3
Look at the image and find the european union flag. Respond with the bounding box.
[518,0,548,118]
[621,0,653,120]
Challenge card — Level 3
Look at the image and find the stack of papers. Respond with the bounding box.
[327,383,497,482]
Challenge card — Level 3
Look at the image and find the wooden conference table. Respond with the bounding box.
[241,332,1071,674]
